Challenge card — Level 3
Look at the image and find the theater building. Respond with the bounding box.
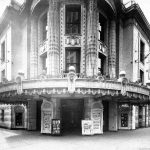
[0,0,150,135]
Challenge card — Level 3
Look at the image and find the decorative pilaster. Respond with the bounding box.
[109,20,116,78]
[30,17,38,78]
[47,0,60,76]
[86,0,98,76]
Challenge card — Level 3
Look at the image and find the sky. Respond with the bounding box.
[0,0,150,23]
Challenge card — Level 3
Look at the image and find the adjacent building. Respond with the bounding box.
[0,0,150,135]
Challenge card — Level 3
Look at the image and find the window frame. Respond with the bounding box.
[1,109,4,122]
[140,69,144,84]
[39,12,48,43]
[65,4,81,35]
[65,48,81,73]
[140,40,145,64]
[1,41,5,63]
[1,69,5,82]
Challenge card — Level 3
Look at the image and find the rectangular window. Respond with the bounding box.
[42,14,47,41]
[140,40,145,64]
[140,70,144,84]
[66,5,81,34]
[66,48,80,73]
[98,53,106,75]
[1,109,4,122]
[1,41,5,63]
[1,70,5,82]
[98,14,107,42]
[41,54,47,71]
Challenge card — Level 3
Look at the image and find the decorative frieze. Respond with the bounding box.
[65,36,81,47]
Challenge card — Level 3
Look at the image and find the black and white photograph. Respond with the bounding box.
[0,0,150,150]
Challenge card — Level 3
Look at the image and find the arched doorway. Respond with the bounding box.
[61,99,84,134]
[14,105,25,128]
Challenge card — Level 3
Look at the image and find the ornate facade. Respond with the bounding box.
[0,0,150,135]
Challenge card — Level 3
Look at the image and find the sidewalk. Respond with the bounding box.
[1,128,150,150]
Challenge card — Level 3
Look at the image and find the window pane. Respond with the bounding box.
[1,41,5,62]
[66,5,81,34]
[66,49,80,73]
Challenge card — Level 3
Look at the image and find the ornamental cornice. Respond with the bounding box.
[0,78,149,102]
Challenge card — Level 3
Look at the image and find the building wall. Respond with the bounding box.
[132,22,150,84]
[11,20,27,80]
[0,104,12,128]
[0,25,12,81]
[122,19,133,81]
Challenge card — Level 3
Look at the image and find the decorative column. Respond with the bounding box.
[86,0,98,76]
[47,0,60,76]
[109,20,116,78]
[30,16,38,78]
[146,105,149,127]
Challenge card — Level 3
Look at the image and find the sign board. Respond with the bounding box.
[91,109,103,134]
[91,109,101,120]
[41,111,53,134]
[51,119,61,135]
[41,100,53,134]
[82,120,93,135]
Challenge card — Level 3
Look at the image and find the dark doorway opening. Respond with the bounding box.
[36,100,42,131]
[103,101,109,131]
[15,112,23,126]
[61,99,84,134]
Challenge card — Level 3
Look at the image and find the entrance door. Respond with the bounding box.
[61,99,84,133]
[36,101,42,131]
[121,113,128,127]
[15,112,23,126]
[103,101,109,131]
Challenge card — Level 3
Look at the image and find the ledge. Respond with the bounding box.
[0,79,149,101]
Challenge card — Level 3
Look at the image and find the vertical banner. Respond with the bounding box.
[91,109,103,134]
[82,120,93,135]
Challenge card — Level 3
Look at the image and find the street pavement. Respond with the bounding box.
[0,128,150,150]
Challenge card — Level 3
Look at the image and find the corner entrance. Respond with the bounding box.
[61,99,84,134]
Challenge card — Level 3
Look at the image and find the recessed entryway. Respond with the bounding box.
[61,99,84,134]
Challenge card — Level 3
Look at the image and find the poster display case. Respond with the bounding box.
[51,119,61,135]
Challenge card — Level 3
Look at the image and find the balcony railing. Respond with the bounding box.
[98,40,108,56]
[39,40,48,55]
